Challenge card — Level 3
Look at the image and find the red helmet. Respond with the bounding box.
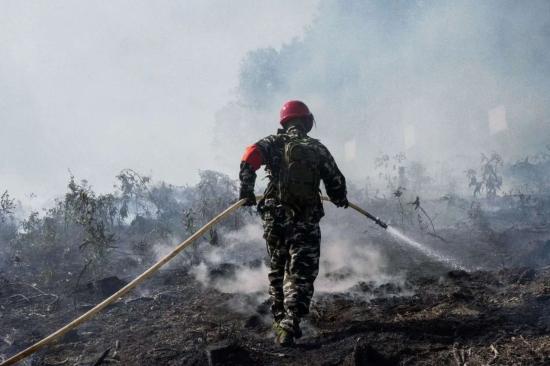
[279,100,314,131]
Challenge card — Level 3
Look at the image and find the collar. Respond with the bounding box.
[278,126,307,137]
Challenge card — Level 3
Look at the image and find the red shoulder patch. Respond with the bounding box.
[241,144,262,170]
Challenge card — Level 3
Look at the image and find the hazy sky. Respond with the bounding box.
[212,0,550,196]
[3,1,550,206]
[0,1,319,203]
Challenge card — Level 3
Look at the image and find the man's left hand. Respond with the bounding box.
[333,197,349,208]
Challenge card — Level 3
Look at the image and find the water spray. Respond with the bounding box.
[1,196,466,366]
[321,197,467,271]
[385,227,467,271]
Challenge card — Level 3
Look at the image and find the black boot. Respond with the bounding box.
[278,315,302,345]
[273,322,294,347]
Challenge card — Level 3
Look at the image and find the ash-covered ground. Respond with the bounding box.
[2,162,550,365]
[3,1,550,364]
[2,266,550,365]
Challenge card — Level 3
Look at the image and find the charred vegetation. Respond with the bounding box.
[2,149,550,365]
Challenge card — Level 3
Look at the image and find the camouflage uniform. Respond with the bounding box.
[239,126,347,330]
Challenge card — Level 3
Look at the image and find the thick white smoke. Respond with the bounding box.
[188,217,401,296]
[213,0,550,197]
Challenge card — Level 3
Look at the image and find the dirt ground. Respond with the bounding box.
[2,264,550,366]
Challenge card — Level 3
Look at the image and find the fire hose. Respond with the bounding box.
[0,196,387,366]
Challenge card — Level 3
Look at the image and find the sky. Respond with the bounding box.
[212,0,550,197]
[0,0,319,204]
[2,1,550,206]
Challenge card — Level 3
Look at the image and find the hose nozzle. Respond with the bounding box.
[374,217,388,229]
[320,196,388,230]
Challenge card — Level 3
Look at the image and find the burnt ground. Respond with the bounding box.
[2,266,550,366]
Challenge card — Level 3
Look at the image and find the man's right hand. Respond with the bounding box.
[239,190,257,206]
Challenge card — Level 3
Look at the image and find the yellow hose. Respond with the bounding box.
[0,199,248,366]
[1,196,383,365]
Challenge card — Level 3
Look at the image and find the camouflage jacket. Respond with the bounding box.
[239,126,347,222]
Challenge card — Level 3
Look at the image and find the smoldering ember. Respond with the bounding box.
[2,1,550,366]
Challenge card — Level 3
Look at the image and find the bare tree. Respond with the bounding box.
[466,152,503,199]
[0,190,16,223]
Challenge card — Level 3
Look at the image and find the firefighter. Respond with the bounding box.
[239,100,348,346]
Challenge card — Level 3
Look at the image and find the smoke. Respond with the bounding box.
[213,0,550,195]
[151,236,186,268]
[0,0,319,202]
[188,214,402,297]
[5,0,548,306]
[188,220,270,294]
[190,261,269,294]
[316,236,396,293]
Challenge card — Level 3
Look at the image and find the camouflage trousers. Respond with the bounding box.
[262,206,321,324]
